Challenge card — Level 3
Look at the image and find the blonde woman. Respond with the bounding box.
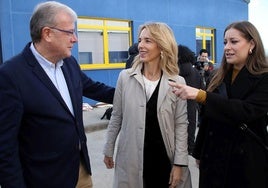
[103,22,192,188]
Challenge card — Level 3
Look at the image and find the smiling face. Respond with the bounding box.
[224,28,255,70]
[138,28,161,64]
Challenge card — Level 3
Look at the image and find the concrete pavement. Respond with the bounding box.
[83,106,110,132]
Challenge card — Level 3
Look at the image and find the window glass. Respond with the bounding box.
[106,20,129,27]
[108,31,129,63]
[77,18,132,70]
[78,30,103,64]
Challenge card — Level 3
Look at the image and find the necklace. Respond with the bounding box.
[141,63,161,81]
[143,71,161,81]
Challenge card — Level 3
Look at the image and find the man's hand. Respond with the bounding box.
[103,156,114,169]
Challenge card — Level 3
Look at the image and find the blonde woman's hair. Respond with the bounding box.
[131,22,179,76]
[207,21,268,92]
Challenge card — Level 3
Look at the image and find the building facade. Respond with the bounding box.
[0,0,249,104]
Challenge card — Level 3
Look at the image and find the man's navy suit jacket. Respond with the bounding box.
[0,43,115,187]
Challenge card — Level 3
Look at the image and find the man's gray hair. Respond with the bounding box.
[30,1,77,43]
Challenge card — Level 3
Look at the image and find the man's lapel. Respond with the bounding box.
[24,45,72,114]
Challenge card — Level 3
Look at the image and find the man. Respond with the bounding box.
[0,1,114,187]
[194,49,213,71]
[194,49,213,87]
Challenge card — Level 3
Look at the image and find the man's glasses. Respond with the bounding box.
[49,27,76,36]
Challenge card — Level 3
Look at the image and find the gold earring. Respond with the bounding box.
[160,51,163,59]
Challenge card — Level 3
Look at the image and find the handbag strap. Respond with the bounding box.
[240,123,268,153]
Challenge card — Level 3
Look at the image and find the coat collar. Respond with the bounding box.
[224,66,260,99]
[129,63,174,111]
[22,43,75,117]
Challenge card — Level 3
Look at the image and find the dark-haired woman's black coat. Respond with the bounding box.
[193,67,268,188]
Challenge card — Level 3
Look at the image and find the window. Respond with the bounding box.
[77,18,132,70]
[195,27,215,63]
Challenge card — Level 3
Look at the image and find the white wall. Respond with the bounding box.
[249,0,268,56]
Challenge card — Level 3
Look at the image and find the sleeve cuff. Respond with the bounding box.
[196,89,207,104]
[173,164,188,167]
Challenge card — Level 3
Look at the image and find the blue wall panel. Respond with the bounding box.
[12,14,32,54]
[83,69,121,105]
[1,0,13,61]
[0,0,249,103]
